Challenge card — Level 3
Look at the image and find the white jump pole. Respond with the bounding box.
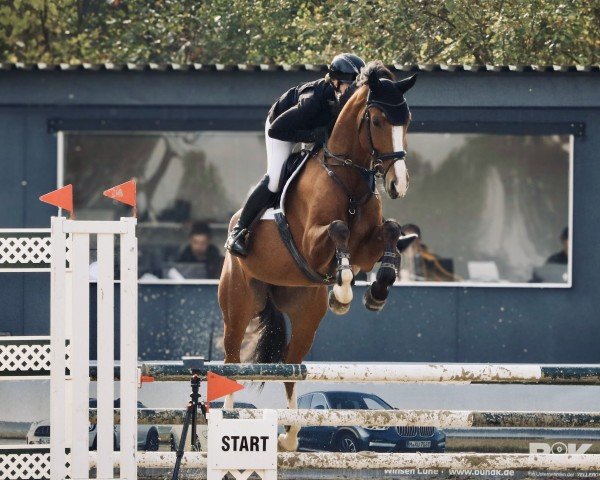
[49,217,67,480]
[50,217,137,480]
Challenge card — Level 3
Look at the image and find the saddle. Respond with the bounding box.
[273,148,312,208]
[262,143,320,217]
[258,143,333,284]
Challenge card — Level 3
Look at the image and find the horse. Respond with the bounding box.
[218,63,417,451]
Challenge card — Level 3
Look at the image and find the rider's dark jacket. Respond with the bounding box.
[267,79,339,143]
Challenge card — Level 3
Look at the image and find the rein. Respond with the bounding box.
[321,102,407,223]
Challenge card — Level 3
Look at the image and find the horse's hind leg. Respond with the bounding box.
[364,219,401,311]
[328,220,354,315]
[272,286,327,451]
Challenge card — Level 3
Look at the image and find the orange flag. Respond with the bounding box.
[39,184,74,216]
[103,179,136,207]
[207,371,244,405]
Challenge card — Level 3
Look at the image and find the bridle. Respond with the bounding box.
[362,100,407,177]
[321,95,407,222]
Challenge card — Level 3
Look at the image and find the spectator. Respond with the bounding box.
[176,221,224,279]
[546,227,568,265]
[529,227,569,283]
[398,224,458,282]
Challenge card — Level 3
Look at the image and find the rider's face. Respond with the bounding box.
[334,81,350,101]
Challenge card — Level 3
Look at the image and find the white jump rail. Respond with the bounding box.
[142,360,600,384]
[107,451,600,471]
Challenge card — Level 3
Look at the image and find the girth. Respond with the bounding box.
[274,211,335,285]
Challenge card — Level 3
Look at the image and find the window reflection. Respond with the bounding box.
[64,131,571,285]
[64,131,265,280]
[383,134,571,285]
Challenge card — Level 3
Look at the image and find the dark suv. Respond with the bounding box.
[297,391,445,453]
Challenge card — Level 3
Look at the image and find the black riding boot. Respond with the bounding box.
[225,177,277,258]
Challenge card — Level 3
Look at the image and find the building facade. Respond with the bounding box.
[0,64,598,362]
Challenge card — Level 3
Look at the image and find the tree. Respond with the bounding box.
[1,0,598,65]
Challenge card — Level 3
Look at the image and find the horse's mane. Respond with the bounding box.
[338,60,395,108]
[356,60,395,86]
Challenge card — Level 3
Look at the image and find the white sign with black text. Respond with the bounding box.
[207,409,278,480]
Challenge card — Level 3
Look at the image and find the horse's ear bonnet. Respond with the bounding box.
[367,73,417,126]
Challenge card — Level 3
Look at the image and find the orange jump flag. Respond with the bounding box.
[207,371,244,405]
[39,184,74,217]
[103,179,136,207]
[103,179,137,216]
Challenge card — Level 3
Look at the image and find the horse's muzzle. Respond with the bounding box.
[385,160,409,199]
[386,180,399,199]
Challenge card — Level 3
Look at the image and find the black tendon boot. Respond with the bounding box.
[225,177,277,257]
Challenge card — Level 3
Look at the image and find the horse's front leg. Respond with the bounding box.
[327,220,354,315]
[364,219,402,311]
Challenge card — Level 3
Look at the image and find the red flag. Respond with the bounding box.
[103,179,136,207]
[39,184,73,216]
[207,371,244,404]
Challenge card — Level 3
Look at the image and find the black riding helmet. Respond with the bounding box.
[327,53,366,84]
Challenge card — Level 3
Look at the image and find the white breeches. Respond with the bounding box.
[265,119,294,192]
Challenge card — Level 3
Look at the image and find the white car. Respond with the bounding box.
[26,419,108,448]
[27,399,160,451]
[169,402,256,452]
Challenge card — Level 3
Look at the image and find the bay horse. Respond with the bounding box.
[218,63,417,451]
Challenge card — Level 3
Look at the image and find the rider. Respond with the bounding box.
[225,53,366,258]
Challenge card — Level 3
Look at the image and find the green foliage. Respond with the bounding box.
[0,0,598,65]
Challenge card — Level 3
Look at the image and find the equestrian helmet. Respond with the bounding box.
[327,53,366,83]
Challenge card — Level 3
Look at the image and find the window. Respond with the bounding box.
[297,395,312,410]
[363,396,390,410]
[61,129,572,287]
[310,393,329,410]
[382,134,572,287]
[62,131,266,281]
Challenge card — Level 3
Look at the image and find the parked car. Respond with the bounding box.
[27,398,160,451]
[297,391,445,453]
[169,401,256,452]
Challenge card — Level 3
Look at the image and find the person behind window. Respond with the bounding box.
[529,227,569,283]
[398,224,458,282]
[175,221,224,279]
[224,53,368,258]
[546,227,568,265]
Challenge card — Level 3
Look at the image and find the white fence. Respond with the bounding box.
[0,217,138,480]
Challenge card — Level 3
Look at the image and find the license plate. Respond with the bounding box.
[407,440,431,448]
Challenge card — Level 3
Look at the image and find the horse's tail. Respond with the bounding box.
[252,295,287,363]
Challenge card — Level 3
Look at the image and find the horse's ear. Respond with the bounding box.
[396,73,418,94]
[367,69,381,91]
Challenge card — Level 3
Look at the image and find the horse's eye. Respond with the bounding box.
[372,118,381,127]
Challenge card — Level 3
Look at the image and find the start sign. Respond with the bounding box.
[207,409,278,479]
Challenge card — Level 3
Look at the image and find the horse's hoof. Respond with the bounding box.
[328,290,351,315]
[363,286,386,312]
[278,432,298,452]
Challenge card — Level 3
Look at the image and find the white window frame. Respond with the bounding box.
[57,131,574,289]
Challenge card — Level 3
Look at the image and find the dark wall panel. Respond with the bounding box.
[0,108,25,226]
